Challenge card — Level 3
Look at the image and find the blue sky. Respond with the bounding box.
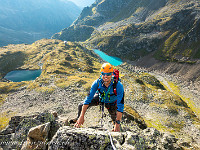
[68,0,95,7]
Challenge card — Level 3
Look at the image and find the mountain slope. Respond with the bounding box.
[52,0,168,41]
[0,0,81,46]
[52,0,200,83]
[53,0,200,67]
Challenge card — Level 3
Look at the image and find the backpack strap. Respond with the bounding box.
[97,78,101,94]
[113,80,117,96]
[113,69,119,96]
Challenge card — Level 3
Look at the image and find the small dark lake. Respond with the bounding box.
[93,49,123,66]
[4,70,42,82]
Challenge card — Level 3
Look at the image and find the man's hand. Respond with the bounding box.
[112,111,122,132]
[74,116,84,128]
[113,123,120,132]
[74,104,89,128]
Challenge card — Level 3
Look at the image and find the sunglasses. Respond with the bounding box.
[101,72,112,76]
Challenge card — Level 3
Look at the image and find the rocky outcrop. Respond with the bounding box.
[0,116,25,135]
[53,25,95,42]
[0,112,59,150]
[21,123,50,150]
[50,126,174,150]
[0,112,182,150]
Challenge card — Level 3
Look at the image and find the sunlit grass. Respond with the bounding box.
[35,86,55,94]
[0,113,10,131]
[0,111,16,131]
[0,82,27,94]
[167,81,200,119]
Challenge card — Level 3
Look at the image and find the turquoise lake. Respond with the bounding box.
[4,70,42,82]
[93,49,123,66]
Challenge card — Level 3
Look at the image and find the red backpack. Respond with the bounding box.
[113,69,120,96]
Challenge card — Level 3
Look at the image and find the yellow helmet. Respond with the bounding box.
[100,63,113,73]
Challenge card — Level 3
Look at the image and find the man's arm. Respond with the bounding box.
[113,81,124,132]
[116,81,124,113]
[113,111,122,132]
[74,79,99,128]
[74,104,89,128]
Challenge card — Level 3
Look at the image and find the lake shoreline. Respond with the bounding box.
[4,69,42,82]
[93,49,123,66]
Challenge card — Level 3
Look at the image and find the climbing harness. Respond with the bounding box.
[99,78,113,127]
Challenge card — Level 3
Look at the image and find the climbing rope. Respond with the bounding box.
[99,102,117,150]
[100,102,105,128]
[108,131,117,150]
[98,77,118,149]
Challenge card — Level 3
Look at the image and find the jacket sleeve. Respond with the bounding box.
[116,81,124,112]
[83,79,99,105]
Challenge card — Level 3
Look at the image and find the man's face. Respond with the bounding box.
[101,72,112,83]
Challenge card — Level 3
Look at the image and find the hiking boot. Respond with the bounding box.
[69,118,77,124]
[112,120,116,125]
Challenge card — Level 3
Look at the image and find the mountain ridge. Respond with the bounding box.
[68,0,95,7]
[53,0,200,65]
[52,0,200,83]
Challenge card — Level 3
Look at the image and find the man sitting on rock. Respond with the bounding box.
[70,63,124,132]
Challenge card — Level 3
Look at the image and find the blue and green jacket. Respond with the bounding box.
[83,78,124,112]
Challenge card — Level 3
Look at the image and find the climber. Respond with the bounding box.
[70,63,124,132]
